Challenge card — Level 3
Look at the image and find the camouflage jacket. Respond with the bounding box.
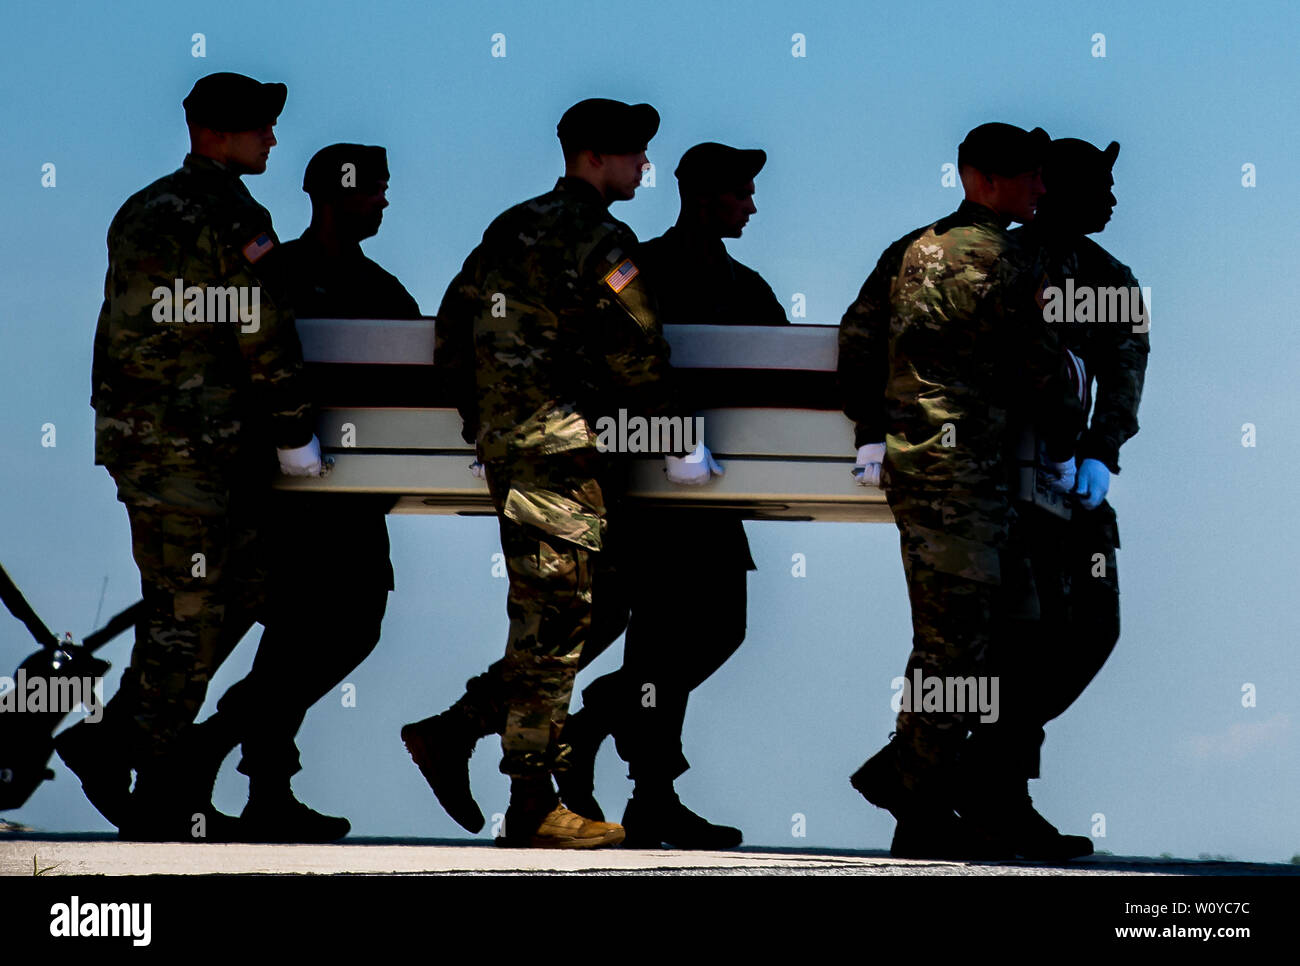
[91,153,313,512]
[1012,221,1149,473]
[837,200,1082,495]
[434,176,679,462]
[637,226,788,325]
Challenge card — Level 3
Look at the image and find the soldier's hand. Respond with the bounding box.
[277,435,324,477]
[851,442,885,486]
[1042,456,1077,494]
[665,442,723,485]
[469,460,487,481]
[1073,458,1110,509]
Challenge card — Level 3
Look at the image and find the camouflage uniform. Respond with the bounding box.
[435,176,676,778]
[575,224,784,785]
[91,152,313,765]
[982,220,1148,779]
[202,225,420,781]
[838,200,1082,795]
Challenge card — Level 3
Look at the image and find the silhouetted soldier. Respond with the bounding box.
[185,144,420,842]
[62,72,320,841]
[839,123,1087,859]
[557,143,787,848]
[965,137,1148,847]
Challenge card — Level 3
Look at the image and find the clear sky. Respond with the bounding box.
[2,0,1298,862]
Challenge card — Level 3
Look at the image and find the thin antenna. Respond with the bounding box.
[92,576,108,631]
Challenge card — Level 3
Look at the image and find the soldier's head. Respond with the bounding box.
[183,72,286,175]
[302,144,391,242]
[1038,138,1120,235]
[674,143,766,239]
[557,98,660,203]
[957,122,1050,225]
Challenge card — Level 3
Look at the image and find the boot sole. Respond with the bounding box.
[495,827,626,849]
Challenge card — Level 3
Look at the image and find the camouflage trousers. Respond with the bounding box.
[105,496,267,766]
[478,452,624,779]
[968,500,1121,781]
[886,489,1012,797]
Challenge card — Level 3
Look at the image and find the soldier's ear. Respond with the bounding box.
[1104,141,1120,167]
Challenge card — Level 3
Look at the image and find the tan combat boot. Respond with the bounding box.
[498,803,625,849]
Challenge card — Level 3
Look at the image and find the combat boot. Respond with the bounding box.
[240,789,350,843]
[54,721,132,827]
[621,789,743,850]
[118,770,242,843]
[497,777,624,849]
[400,712,484,833]
[553,708,606,821]
[957,786,1093,862]
[850,740,1010,861]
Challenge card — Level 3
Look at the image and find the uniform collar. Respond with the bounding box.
[554,175,609,208]
[954,199,1011,230]
[183,152,241,178]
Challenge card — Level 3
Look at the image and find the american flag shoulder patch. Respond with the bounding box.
[242,232,275,264]
[604,259,639,293]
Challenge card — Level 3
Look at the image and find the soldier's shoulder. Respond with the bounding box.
[1076,235,1139,284]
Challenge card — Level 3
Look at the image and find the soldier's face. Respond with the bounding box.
[998,168,1046,225]
[602,150,649,201]
[706,180,758,237]
[1080,175,1117,233]
[222,124,277,175]
[336,181,389,240]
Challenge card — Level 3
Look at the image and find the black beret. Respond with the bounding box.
[183,72,286,132]
[958,122,1051,176]
[1044,138,1120,187]
[302,143,390,196]
[675,142,767,193]
[557,98,660,154]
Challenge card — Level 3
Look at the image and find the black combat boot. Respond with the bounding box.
[54,721,133,827]
[621,785,743,850]
[957,783,1094,861]
[118,768,242,843]
[239,778,350,843]
[553,708,607,822]
[850,739,1010,861]
[400,711,484,833]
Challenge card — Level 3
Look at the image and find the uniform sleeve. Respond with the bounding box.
[215,222,315,449]
[582,231,689,450]
[996,250,1084,461]
[837,244,901,448]
[1079,265,1149,472]
[742,265,789,325]
[433,256,482,445]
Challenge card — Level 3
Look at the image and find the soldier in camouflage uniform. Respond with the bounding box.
[838,123,1087,859]
[185,144,420,842]
[556,142,786,849]
[56,73,321,841]
[402,99,716,848]
[966,137,1148,829]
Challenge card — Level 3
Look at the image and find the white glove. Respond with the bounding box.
[1073,457,1110,509]
[1042,456,1077,494]
[469,460,487,480]
[851,442,885,487]
[665,442,724,485]
[277,435,323,477]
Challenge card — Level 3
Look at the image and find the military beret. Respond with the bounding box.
[675,142,767,193]
[1044,138,1120,186]
[182,72,287,132]
[958,122,1051,176]
[302,143,390,196]
[557,98,660,154]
